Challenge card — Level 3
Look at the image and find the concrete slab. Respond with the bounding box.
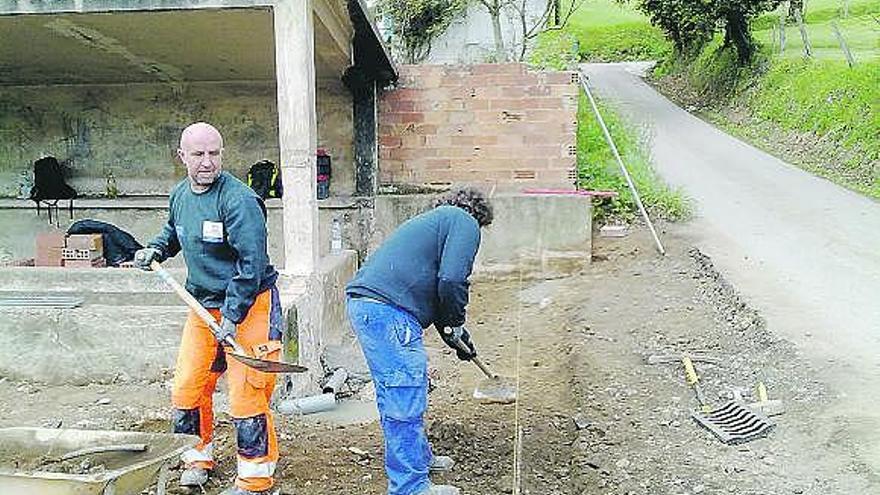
[0,305,186,385]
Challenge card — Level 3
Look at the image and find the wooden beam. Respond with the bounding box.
[274,0,318,275]
[314,0,352,62]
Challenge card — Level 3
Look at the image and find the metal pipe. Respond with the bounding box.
[322,368,349,394]
[277,393,337,416]
[578,72,666,256]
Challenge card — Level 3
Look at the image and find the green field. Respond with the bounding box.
[753,1,880,62]
[561,0,670,62]
[546,0,879,204]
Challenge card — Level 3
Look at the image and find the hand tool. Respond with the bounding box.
[440,326,517,404]
[150,260,307,374]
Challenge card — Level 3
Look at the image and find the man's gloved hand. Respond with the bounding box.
[215,316,237,344]
[439,326,477,361]
[133,247,161,271]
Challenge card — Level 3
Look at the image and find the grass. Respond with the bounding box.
[753,2,880,63]
[560,0,671,62]
[576,93,690,222]
[655,36,880,199]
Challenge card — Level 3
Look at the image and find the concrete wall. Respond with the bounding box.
[0,198,360,268]
[426,0,546,65]
[0,193,590,386]
[280,251,359,397]
[0,266,188,385]
[1,190,591,272]
[0,81,278,197]
[0,250,359,392]
[379,64,578,189]
[317,78,356,196]
[371,193,592,278]
[0,79,355,198]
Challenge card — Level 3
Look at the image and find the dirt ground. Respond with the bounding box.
[1,225,877,494]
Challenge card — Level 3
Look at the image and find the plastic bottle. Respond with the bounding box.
[106,171,118,199]
[330,217,342,253]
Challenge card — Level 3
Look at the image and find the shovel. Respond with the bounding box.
[150,261,307,374]
[441,327,517,404]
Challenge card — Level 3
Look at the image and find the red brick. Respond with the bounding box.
[387,100,416,112]
[379,136,402,148]
[412,124,438,135]
[543,71,577,85]
[489,99,532,111]
[425,135,452,147]
[471,64,526,76]
[425,159,452,170]
[526,85,553,97]
[474,136,499,146]
[440,147,480,159]
[450,135,475,146]
[447,111,475,125]
[500,86,525,98]
[401,135,426,148]
[551,84,579,97]
[385,88,421,101]
[466,100,490,111]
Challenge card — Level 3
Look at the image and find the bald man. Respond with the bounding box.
[134,122,281,495]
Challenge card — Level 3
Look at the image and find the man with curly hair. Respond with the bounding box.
[346,187,494,495]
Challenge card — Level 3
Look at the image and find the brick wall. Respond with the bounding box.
[378,64,579,189]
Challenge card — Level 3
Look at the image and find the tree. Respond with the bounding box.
[475,0,508,61]
[475,0,585,62]
[788,0,804,21]
[376,0,468,63]
[630,0,784,64]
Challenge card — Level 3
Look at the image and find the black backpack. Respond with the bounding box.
[30,156,77,202]
[247,160,283,199]
[67,219,144,266]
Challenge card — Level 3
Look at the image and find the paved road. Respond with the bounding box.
[582,62,880,477]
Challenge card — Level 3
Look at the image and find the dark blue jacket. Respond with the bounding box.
[346,205,481,329]
[148,172,278,323]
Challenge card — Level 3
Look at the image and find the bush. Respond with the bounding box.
[577,93,690,222]
[527,31,581,70]
[572,22,671,62]
[753,59,879,164]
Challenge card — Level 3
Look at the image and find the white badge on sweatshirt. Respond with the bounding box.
[202,221,224,243]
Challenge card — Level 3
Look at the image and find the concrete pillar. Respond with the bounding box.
[274,0,318,276]
[354,80,378,196]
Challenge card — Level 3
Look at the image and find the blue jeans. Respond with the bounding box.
[347,296,432,495]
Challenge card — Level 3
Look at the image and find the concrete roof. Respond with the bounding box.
[0,0,397,86]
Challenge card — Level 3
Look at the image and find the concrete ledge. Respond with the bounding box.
[279,251,359,397]
[0,266,187,293]
[372,193,592,276]
[0,305,186,385]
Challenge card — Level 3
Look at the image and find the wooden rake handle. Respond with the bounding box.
[150,260,247,356]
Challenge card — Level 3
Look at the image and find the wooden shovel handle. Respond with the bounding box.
[150,260,247,355]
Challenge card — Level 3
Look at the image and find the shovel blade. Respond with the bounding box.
[228,352,308,373]
[473,375,517,404]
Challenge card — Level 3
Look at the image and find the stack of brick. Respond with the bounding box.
[63,234,105,268]
[35,232,105,268]
[379,63,579,189]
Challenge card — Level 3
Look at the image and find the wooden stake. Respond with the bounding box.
[831,21,856,67]
[794,9,812,58]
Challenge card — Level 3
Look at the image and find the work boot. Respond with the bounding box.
[429,455,455,472]
[417,484,461,495]
[218,486,280,495]
[178,466,208,487]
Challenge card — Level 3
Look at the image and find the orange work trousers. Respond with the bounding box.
[171,289,281,492]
